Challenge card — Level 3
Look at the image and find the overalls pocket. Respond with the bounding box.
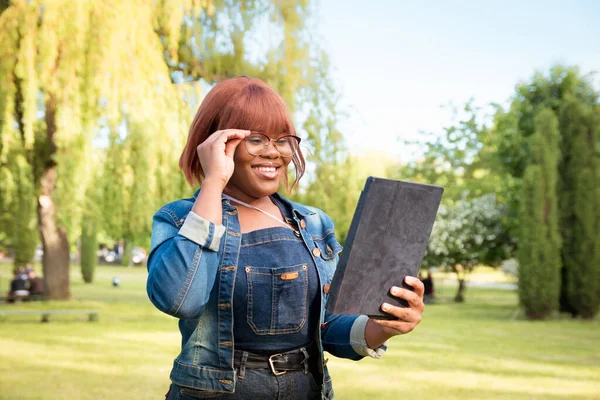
[246,263,308,334]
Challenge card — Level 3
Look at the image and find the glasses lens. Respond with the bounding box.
[245,134,268,156]
[274,136,297,157]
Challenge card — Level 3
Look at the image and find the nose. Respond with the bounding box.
[261,139,280,158]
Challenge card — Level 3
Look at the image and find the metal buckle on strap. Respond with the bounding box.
[268,354,287,376]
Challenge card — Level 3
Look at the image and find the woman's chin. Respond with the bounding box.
[227,181,280,199]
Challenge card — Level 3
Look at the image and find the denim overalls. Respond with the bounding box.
[147,191,385,399]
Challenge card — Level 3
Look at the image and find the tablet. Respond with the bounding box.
[325,177,444,319]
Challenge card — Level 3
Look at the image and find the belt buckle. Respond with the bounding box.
[268,354,287,376]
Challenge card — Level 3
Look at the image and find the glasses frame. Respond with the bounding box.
[245,131,302,158]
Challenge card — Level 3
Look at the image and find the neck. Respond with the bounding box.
[222,186,274,207]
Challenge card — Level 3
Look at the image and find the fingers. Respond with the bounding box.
[224,138,243,158]
[372,318,419,335]
[381,302,422,323]
[373,276,426,337]
[404,276,425,297]
[205,129,250,145]
[389,285,424,311]
[198,129,250,159]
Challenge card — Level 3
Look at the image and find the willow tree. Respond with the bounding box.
[1,0,342,298]
[0,148,37,268]
[98,0,344,259]
[0,1,185,298]
[285,55,364,243]
[99,0,334,259]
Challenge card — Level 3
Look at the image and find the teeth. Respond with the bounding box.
[255,167,277,172]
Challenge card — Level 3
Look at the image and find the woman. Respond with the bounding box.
[147,76,425,399]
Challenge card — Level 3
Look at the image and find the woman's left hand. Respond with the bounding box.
[370,276,425,336]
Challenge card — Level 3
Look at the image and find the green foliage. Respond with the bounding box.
[1,0,338,295]
[425,194,509,271]
[286,55,356,242]
[0,165,14,251]
[400,102,515,204]
[8,149,37,267]
[517,109,562,319]
[397,103,516,301]
[494,66,598,178]
[297,156,361,244]
[558,96,600,318]
[80,161,103,283]
[494,65,600,319]
[80,217,98,284]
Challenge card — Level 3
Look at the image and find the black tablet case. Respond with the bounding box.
[325,177,443,319]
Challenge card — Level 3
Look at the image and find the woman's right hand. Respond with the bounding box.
[197,129,250,189]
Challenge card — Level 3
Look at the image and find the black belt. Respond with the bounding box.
[234,346,311,377]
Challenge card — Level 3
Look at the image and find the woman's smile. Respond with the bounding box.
[251,162,282,180]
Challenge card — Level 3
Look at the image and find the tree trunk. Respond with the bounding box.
[455,279,466,303]
[37,95,70,300]
[38,167,70,299]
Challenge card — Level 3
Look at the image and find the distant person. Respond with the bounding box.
[421,270,435,302]
[27,270,45,297]
[17,266,28,281]
[117,240,124,259]
[8,270,29,302]
[25,263,34,275]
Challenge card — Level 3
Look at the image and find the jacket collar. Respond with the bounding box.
[192,189,316,217]
[271,192,316,217]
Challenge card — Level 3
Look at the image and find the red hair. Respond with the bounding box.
[179,76,305,188]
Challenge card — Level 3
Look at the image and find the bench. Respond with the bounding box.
[1,294,46,303]
[0,309,100,322]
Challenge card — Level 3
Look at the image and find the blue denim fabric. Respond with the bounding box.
[147,191,364,399]
[166,370,322,399]
[234,225,320,352]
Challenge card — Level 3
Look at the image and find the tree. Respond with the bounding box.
[493,65,600,318]
[517,109,562,319]
[0,0,344,298]
[400,102,515,204]
[0,148,37,268]
[80,214,98,284]
[1,1,179,298]
[286,56,358,243]
[424,194,509,302]
[557,96,600,318]
[80,158,103,283]
[396,103,516,302]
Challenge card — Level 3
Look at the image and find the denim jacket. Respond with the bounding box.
[147,190,386,399]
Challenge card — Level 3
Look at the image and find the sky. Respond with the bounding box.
[314,0,600,161]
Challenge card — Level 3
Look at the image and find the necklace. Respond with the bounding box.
[222,193,298,234]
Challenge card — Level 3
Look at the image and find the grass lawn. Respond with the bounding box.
[0,263,598,400]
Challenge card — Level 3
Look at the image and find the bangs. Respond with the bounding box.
[217,83,295,136]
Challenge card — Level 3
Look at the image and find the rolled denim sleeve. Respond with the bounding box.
[321,314,388,360]
[349,315,388,359]
[146,209,224,319]
[321,314,364,360]
[179,211,226,251]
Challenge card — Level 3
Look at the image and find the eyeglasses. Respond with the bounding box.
[245,131,301,158]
